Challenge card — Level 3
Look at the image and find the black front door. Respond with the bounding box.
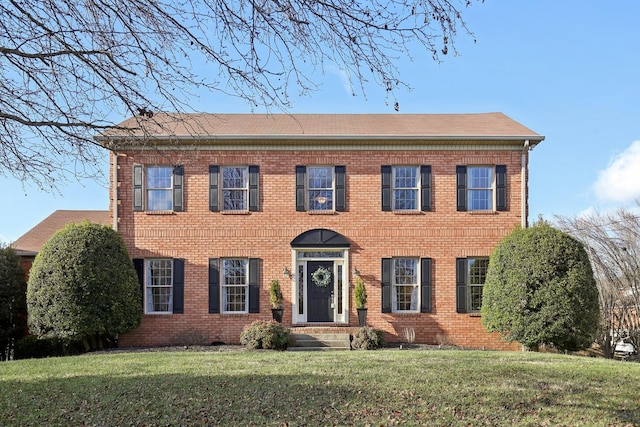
[307,261,334,322]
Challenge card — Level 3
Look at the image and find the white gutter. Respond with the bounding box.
[112,153,118,231]
[521,140,530,228]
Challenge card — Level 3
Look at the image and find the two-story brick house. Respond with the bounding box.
[98,113,544,349]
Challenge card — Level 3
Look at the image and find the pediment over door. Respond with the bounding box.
[290,229,350,248]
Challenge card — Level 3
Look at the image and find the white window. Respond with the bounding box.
[393,166,419,210]
[222,259,248,313]
[146,166,173,211]
[222,166,248,211]
[467,166,493,211]
[468,258,489,312]
[146,259,173,313]
[393,258,419,312]
[307,166,334,211]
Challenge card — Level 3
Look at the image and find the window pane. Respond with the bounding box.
[469,286,483,311]
[223,259,247,285]
[394,167,417,188]
[223,190,247,211]
[394,285,418,311]
[222,167,248,189]
[147,167,172,189]
[469,189,492,210]
[222,286,246,312]
[468,167,492,189]
[394,258,417,285]
[308,167,333,189]
[308,190,333,210]
[147,189,172,211]
[393,189,418,210]
[148,287,172,312]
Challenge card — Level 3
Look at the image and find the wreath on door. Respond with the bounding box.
[311,266,332,287]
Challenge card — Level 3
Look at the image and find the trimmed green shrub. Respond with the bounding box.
[351,327,386,350]
[240,320,290,350]
[0,246,28,360]
[27,221,142,351]
[482,222,600,352]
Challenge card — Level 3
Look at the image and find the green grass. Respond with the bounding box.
[1,349,639,426]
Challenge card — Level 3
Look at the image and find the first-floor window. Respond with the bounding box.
[468,258,489,311]
[393,258,419,312]
[146,259,173,313]
[222,259,248,313]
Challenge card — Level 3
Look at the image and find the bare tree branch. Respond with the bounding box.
[1,0,482,187]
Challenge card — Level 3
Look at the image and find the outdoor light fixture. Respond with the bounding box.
[283,267,291,278]
[353,267,360,277]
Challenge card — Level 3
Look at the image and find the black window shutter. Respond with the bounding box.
[381,165,392,211]
[420,258,432,313]
[249,165,259,212]
[295,165,306,212]
[456,258,467,313]
[248,258,260,313]
[335,165,346,211]
[208,258,220,313]
[172,258,185,314]
[173,165,184,212]
[381,258,392,313]
[133,258,144,310]
[456,166,467,212]
[496,165,507,211]
[209,165,219,212]
[133,165,144,211]
[420,165,432,212]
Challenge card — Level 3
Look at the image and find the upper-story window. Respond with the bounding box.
[147,167,173,211]
[222,167,248,211]
[381,165,431,212]
[456,257,490,313]
[456,165,507,212]
[296,165,346,212]
[209,165,259,212]
[308,166,334,211]
[133,165,184,212]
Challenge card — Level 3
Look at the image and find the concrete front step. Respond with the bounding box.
[290,333,351,351]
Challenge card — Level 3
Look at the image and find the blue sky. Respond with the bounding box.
[2,0,640,244]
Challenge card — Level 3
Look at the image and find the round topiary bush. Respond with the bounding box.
[481,222,599,352]
[351,326,386,350]
[27,221,142,350]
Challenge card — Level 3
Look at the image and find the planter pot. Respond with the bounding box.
[357,308,368,327]
[271,308,284,323]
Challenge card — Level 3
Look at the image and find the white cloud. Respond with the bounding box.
[594,140,640,203]
[327,64,354,96]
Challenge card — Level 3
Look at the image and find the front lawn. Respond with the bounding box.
[1,348,638,426]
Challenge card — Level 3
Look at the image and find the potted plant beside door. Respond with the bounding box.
[270,279,284,323]
[354,276,368,326]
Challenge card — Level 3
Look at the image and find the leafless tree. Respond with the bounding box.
[556,208,640,358]
[1,0,481,188]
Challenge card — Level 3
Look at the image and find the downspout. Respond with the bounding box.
[112,148,118,232]
[521,140,530,228]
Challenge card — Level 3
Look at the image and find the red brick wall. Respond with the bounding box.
[113,148,525,351]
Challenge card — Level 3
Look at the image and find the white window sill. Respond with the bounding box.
[392,210,422,215]
[467,210,498,215]
[307,210,336,215]
[144,210,175,215]
[221,210,251,215]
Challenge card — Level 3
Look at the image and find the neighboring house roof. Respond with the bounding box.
[11,210,111,256]
[97,113,544,146]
